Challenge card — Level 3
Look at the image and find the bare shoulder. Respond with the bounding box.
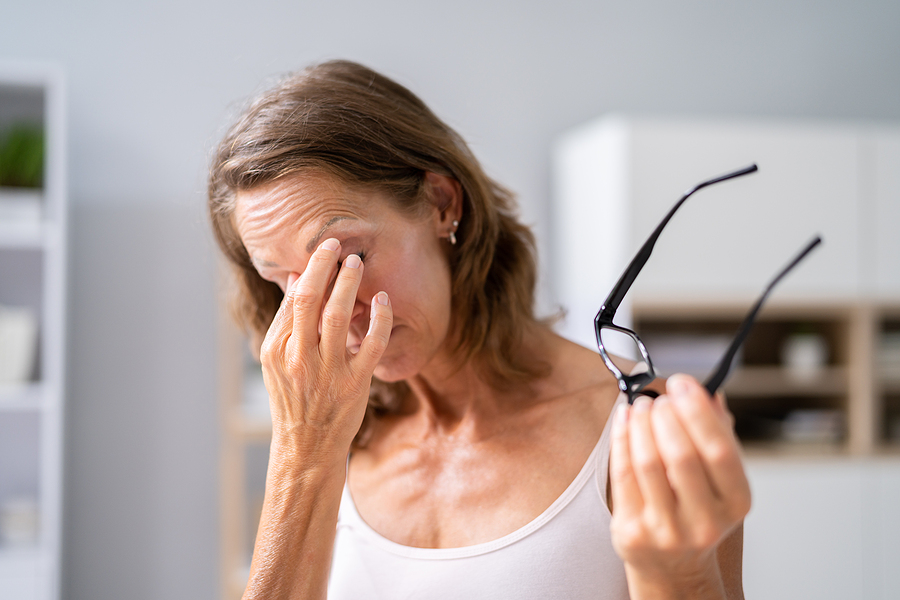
[545,332,668,417]
[541,332,622,427]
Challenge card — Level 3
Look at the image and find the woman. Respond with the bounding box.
[208,60,751,599]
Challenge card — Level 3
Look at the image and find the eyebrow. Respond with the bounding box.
[306,216,355,252]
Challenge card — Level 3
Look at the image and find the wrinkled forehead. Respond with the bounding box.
[233,173,366,242]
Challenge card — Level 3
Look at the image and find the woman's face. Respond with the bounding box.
[234,173,457,382]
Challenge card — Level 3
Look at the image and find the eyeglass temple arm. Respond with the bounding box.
[704,235,823,396]
[595,164,759,324]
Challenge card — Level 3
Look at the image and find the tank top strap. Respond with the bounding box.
[593,391,627,510]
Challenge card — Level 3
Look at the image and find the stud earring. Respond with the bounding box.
[448,220,459,245]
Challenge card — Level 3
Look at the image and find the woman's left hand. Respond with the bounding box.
[609,374,752,598]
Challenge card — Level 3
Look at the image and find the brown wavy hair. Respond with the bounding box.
[208,60,549,444]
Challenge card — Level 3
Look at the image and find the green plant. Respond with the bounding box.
[0,124,44,188]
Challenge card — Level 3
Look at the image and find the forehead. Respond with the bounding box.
[234,173,364,242]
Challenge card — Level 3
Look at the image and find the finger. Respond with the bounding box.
[628,398,677,516]
[319,253,364,362]
[609,403,643,517]
[260,281,300,362]
[650,397,717,515]
[353,291,393,376]
[667,375,750,506]
[288,238,341,349]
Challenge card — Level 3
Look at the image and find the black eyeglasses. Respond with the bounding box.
[594,164,823,404]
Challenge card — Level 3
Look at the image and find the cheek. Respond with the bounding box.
[363,244,453,329]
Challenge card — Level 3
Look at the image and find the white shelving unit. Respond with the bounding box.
[218,305,272,600]
[552,115,900,454]
[0,62,66,600]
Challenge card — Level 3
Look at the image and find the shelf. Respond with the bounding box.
[724,366,848,398]
[0,221,45,248]
[742,440,849,458]
[0,383,45,411]
[632,299,855,320]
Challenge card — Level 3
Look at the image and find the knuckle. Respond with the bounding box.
[728,488,753,519]
[609,458,631,482]
[290,284,319,310]
[363,335,388,359]
[633,454,662,476]
[611,519,646,551]
[667,447,695,471]
[653,523,682,553]
[259,336,280,364]
[321,305,350,330]
[285,348,307,374]
[692,520,721,549]
[705,441,734,467]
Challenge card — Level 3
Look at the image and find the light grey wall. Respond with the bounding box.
[2,1,899,598]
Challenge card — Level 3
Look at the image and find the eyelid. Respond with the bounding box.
[338,250,366,266]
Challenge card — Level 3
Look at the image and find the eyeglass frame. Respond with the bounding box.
[593,164,822,404]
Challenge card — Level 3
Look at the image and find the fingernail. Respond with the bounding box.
[668,374,691,399]
[321,238,340,252]
[344,254,361,269]
[615,403,629,425]
[633,397,651,412]
[376,291,389,306]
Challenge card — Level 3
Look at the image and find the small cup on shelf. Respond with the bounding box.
[0,305,39,386]
[781,332,828,382]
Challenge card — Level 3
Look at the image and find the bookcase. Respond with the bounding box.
[552,115,900,456]
[631,299,900,455]
[0,63,66,600]
[218,296,271,600]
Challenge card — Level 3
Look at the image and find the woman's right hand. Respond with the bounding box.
[258,237,393,461]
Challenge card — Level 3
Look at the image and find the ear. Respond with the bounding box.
[425,172,463,233]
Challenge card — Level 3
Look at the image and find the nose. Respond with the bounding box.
[349,295,369,326]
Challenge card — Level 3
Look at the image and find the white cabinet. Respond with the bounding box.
[743,458,900,600]
[870,129,900,297]
[0,62,66,600]
[552,116,900,351]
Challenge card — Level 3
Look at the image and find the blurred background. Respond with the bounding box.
[1,0,899,598]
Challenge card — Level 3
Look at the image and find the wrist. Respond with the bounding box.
[269,423,352,470]
[624,556,725,600]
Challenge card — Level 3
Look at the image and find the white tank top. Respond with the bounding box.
[328,393,630,599]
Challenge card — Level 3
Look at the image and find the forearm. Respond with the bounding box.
[242,439,347,600]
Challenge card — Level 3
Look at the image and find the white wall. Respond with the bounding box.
[1,1,899,598]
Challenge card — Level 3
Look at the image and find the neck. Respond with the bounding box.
[400,324,557,437]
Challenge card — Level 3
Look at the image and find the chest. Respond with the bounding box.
[347,422,605,549]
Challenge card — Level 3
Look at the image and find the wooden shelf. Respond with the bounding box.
[742,440,849,458]
[632,300,900,455]
[724,366,848,398]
